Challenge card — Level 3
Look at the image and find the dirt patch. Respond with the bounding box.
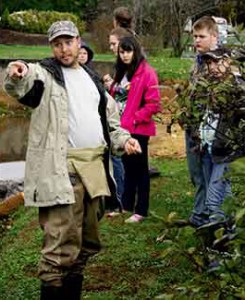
[85,264,116,291]
[149,79,186,158]
[149,122,185,158]
[84,263,159,295]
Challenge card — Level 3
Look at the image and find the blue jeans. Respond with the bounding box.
[186,131,209,226]
[201,151,231,222]
[185,132,231,226]
[111,155,124,205]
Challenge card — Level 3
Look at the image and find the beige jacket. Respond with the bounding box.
[4,58,130,207]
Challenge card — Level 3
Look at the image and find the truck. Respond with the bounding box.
[211,16,228,45]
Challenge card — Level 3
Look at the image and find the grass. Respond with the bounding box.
[0,44,114,61]
[0,44,116,61]
[0,44,52,59]
[0,44,192,80]
[0,158,244,299]
[148,56,192,80]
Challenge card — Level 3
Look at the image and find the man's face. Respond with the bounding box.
[193,28,218,53]
[51,36,81,68]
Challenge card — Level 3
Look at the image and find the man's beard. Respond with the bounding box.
[58,54,79,68]
[59,59,76,68]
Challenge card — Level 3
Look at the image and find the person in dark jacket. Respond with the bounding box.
[78,41,94,69]
[113,6,134,30]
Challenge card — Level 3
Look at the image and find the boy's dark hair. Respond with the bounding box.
[192,16,218,35]
[113,6,133,29]
[114,36,144,83]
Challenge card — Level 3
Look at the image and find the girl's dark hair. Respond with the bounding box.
[113,6,133,29]
[114,36,144,83]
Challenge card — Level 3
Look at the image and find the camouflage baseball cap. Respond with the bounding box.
[48,20,79,42]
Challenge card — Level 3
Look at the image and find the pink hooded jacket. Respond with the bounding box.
[111,60,161,136]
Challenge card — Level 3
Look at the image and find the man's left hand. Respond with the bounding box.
[124,138,142,155]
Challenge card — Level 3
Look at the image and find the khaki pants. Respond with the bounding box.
[38,177,102,286]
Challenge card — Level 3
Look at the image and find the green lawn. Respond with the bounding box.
[0,158,244,299]
[148,56,192,80]
[0,44,192,80]
[0,44,52,59]
[0,44,114,60]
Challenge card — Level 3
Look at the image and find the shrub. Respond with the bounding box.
[90,14,112,53]
[6,10,85,35]
[0,8,10,28]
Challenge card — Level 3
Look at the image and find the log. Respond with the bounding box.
[0,192,24,216]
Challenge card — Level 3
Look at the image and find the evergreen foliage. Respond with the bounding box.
[0,8,9,28]
[2,10,85,35]
[0,0,98,17]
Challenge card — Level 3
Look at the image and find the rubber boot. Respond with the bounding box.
[40,282,63,300]
[62,275,83,300]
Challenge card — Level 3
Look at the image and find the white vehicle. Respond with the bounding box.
[212,16,228,45]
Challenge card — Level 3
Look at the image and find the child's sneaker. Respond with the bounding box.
[125,214,144,223]
[106,211,121,218]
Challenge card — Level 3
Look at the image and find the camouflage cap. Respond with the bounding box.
[202,48,231,61]
[48,20,79,42]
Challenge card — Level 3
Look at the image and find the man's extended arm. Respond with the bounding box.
[4,61,44,108]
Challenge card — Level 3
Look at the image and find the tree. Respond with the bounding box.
[217,0,245,26]
[130,0,218,56]
[163,0,218,56]
[0,0,99,22]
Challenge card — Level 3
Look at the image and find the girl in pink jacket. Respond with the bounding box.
[110,36,161,222]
